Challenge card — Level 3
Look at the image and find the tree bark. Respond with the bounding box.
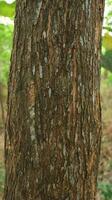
[4,1,105,200]
[0,84,5,129]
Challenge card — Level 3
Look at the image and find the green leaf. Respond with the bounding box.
[98,182,112,200]
[0,1,15,18]
[101,50,112,72]
[102,33,112,50]
[0,23,13,85]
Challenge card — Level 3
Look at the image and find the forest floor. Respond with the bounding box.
[0,79,112,200]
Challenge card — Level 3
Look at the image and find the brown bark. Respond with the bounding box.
[0,84,5,128]
[4,1,105,200]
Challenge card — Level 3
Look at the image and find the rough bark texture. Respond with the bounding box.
[4,1,105,200]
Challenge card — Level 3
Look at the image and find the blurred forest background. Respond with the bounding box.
[0,0,112,199]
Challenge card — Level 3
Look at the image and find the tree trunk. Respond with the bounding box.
[4,1,105,200]
[0,84,5,128]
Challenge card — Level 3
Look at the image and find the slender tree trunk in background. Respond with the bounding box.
[0,84,5,129]
[4,1,105,200]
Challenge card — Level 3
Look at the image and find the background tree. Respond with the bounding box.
[3,0,105,200]
[0,0,14,129]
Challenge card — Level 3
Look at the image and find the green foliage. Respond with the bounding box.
[0,1,15,18]
[103,33,112,51]
[107,73,112,85]
[0,23,13,85]
[101,68,112,85]
[0,162,5,193]
[104,0,112,27]
[101,0,112,71]
[98,182,112,200]
[101,50,112,72]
